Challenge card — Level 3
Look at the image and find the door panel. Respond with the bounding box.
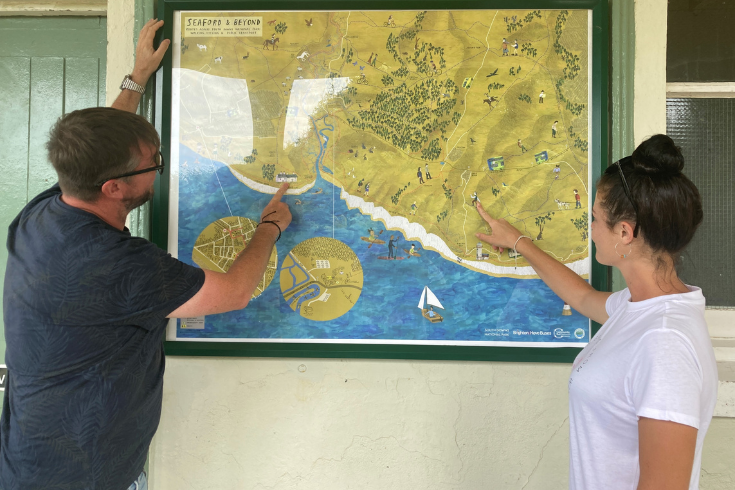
[0,57,31,366]
[29,57,65,198]
[66,57,103,113]
[0,17,106,372]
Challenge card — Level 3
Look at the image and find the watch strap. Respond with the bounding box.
[120,74,145,94]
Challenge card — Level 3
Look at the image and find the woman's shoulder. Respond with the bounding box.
[605,288,632,316]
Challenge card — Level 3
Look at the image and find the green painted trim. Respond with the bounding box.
[609,0,634,293]
[154,0,611,362]
[129,0,157,240]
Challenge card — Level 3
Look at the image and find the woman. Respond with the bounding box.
[476,134,717,490]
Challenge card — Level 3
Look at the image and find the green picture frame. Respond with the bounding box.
[153,0,610,362]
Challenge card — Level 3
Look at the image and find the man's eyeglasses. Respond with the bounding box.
[96,151,165,187]
[614,156,640,237]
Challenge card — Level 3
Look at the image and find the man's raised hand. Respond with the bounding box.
[131,19,171,86]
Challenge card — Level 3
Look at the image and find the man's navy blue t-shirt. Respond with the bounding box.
[1,185,205,490]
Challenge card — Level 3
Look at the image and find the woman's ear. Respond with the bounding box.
[618,220,636,245]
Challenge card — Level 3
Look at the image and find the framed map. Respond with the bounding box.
[154,0,610,361]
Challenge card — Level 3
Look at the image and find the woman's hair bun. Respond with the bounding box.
[631,134,684,177]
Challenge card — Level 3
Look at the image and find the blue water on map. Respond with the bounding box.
[175,140,588,343]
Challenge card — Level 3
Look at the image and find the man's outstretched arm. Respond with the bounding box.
[168,183,293,318]
[111,19,171,114]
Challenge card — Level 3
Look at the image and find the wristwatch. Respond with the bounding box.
[120,74,145,94]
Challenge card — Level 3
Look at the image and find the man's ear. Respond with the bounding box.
[100,179,124,199]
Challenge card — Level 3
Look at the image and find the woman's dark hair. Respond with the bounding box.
[46,107,160,201]
[597,134,703,261]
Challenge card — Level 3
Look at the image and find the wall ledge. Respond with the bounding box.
[0,1,106,16]
[667,82,735,98]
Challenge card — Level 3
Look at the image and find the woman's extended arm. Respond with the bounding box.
[475,202,610,324]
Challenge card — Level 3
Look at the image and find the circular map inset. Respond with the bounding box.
[280,237,363,321]
[192,216,277,299]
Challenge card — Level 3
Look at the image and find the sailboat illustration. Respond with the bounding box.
[418,286,444,323]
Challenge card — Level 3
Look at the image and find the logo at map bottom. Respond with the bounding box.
[574,328,586,339]
[280,237,363,321]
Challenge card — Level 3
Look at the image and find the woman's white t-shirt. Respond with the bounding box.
[568,287,717,490]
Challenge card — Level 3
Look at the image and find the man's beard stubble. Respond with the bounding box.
[123,186,154,213]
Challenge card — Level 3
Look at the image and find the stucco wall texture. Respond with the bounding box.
[150,358,572,489]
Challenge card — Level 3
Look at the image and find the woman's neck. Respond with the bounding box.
[618,258,689,302]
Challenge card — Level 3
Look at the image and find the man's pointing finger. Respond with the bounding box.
[270,182,289,203]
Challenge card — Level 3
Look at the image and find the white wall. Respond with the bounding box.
[150,358,571,489]
[633,0,667,145]
[105,0,134,106]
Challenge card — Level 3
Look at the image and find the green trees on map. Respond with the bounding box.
[441,181,453,200]
[386,33,400,61]
[570,212,589,241]
[390,183,411,205]
[521,43,538,57]
[274,22,287,35]
[553,11,587,137]
[244,148,258,164]
[421,139,442,161]
[262,163,275,181]
[505,10,542,33]
[574,137,589,152]
[347,77,460,156]
[568,125,588,151]
[391,66,409,78]
[535,212,555,240]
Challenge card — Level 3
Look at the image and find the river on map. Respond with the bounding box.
[174,137,588,343]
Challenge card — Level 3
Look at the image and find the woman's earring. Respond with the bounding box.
[615,242,632,258]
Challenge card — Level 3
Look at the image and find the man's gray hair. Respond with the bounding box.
[46,107,161,201]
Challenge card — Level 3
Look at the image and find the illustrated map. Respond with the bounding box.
[168,9,592,345]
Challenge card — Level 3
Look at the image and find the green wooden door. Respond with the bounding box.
[0,17,107,369]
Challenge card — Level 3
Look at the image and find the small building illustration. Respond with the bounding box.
[276,173,298,183]
[487,157,505,171]
[476,242,489,260]
[534,151,549,164]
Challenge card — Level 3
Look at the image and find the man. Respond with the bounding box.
[387,235,398,259]
[0,19,292,490]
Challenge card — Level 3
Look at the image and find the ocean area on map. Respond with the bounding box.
[175,144,588,343]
